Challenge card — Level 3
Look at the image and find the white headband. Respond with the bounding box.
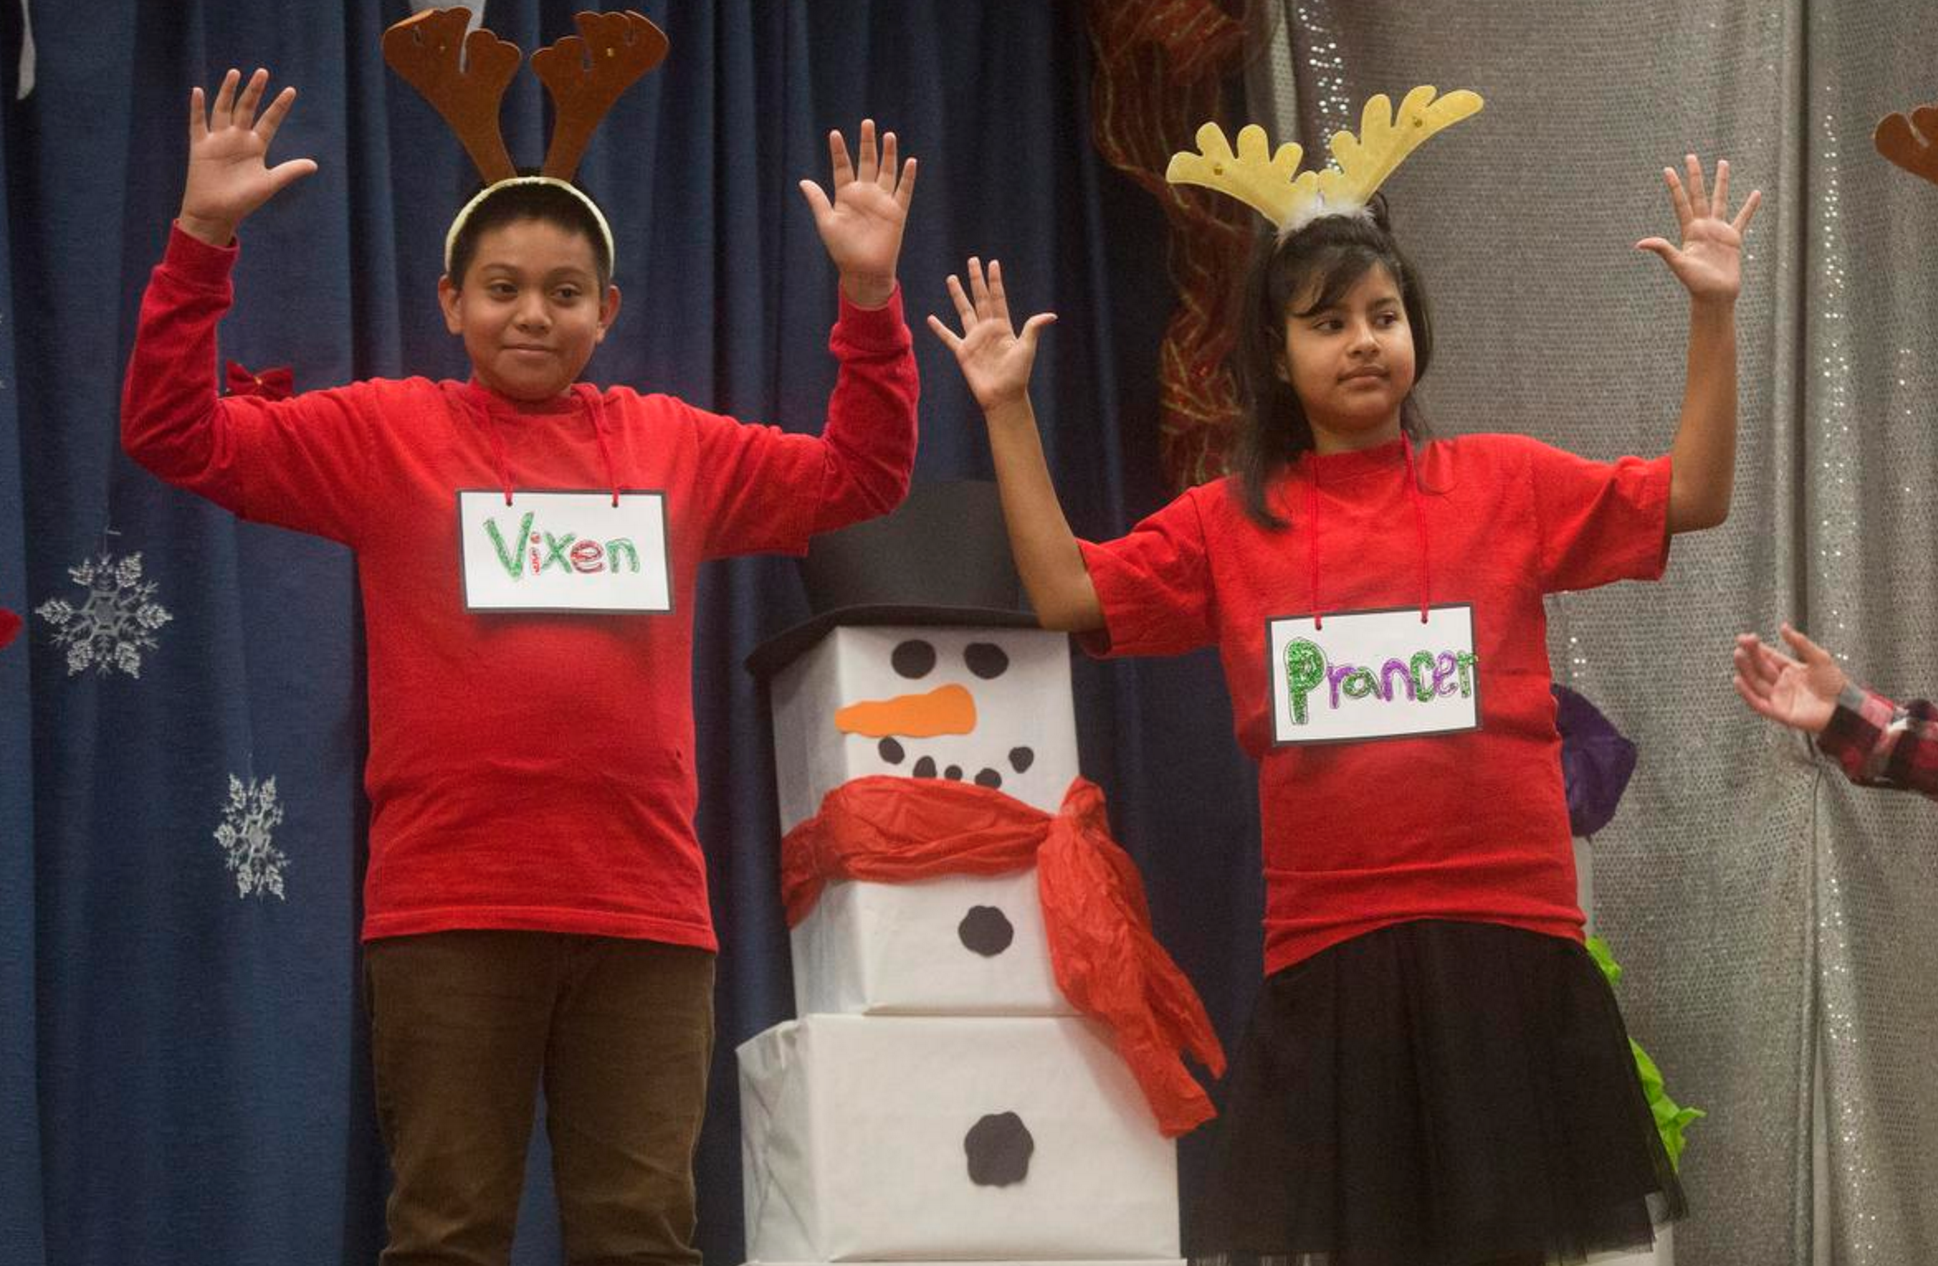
[443,176,616,278]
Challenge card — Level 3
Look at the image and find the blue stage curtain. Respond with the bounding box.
[1,2,1262,1262]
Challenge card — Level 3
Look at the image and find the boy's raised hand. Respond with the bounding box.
[799,119,916,309]
[1732,623,1846,736]
[1636,154,1761,304]
[926,258,1056,413]
[179,68,318,247]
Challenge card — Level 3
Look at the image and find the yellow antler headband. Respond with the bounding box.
[1166,86,1484,236]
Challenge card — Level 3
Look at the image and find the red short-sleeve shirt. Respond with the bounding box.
[1080,434,1670,974]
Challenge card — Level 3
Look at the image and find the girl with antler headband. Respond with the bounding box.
[121,11,920,1263]
[930,87,1759,1265]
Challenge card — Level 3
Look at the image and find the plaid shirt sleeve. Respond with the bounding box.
[1816,683,1938,801]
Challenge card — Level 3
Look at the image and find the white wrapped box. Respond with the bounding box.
[792,872,1075,1016]
[770,626,1082,1014]
[768,626,1080,834]
[739,1015,1179,1262]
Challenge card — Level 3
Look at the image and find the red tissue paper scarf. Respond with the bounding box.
[782,774,1226,1136]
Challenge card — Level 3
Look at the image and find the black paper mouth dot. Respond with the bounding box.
[944,764,964,781]
[964,642,1010,680]
[974,767,1002,788]
[958,905,1015,957]
[1008,746,1035,773]
[964,1111,1034,1187]
[912,756,937,778]
[892,639,937,679]
[878,737,905,765]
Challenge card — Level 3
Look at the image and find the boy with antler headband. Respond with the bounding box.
[931,87,1759,1263]
[1728,98,1938,803]
[122,10,919,1261]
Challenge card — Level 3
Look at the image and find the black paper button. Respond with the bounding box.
[958,905,1015,957]
[964,1111,1033,1186]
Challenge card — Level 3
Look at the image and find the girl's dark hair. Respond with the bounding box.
[446,180,612,291]
[1231,196,1433,528]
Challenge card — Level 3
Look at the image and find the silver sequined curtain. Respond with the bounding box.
[1250,3,1938,1263]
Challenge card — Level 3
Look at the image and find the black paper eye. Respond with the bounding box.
[892,639,937,679]
[964,642,1009,679]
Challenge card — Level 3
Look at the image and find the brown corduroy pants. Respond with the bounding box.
[363,930,715,1266]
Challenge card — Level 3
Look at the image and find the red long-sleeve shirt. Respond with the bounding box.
[123,226,919,945]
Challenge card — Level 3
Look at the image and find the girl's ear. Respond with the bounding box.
[1273,354,1290,384]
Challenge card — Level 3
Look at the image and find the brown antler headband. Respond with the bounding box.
[382,7,669,271]
[1874,96,1938,187]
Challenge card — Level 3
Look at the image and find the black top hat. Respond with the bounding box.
[745,480,1040,678]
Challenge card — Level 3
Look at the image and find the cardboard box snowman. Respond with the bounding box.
[739,483,1207,1266]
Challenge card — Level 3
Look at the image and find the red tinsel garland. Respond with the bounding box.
[1087,0,1255,490]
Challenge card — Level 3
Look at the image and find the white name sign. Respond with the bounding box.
[1265,604,1480,745]
[458,490,672,613]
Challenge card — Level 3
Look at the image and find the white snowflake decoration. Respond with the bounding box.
[215,775,289,900]
[34,551,173,677]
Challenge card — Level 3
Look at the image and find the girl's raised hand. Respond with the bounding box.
[1732,623,1845,735]
[1636,154,1760,304]
[926,258,1056,413]
[180,68,318,247]
[799,119,917,310]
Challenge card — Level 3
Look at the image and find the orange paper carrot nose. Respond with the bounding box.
[835,684,977,738]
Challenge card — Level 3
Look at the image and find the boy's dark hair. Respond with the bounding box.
[1231,196,1434,528]
[446,180,613,291]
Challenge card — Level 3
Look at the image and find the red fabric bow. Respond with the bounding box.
[0,607,20,650]
[782,774,1227,1136]
[225,361,294,400]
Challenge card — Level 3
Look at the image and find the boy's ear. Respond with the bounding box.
[438,275,464,335]
[595,284,622,342]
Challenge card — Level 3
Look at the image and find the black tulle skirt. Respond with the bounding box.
[1189,919,1684,1266]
